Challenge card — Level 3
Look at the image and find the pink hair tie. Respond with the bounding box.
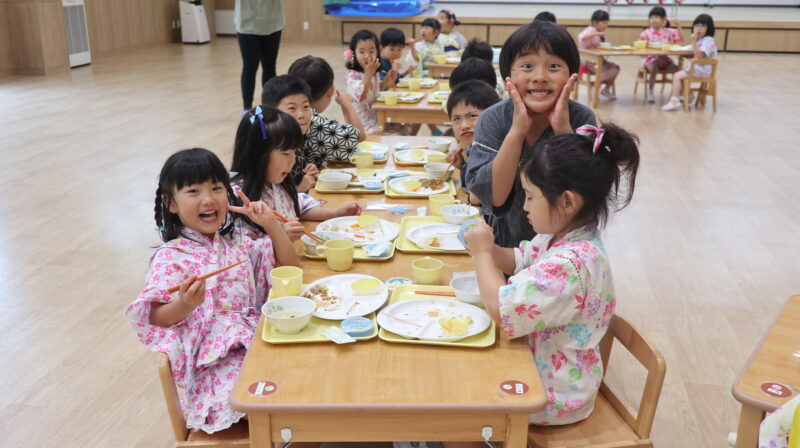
[576,125,609,154]
[344,49,353,61]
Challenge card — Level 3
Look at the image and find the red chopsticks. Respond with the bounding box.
[165,260,246,294]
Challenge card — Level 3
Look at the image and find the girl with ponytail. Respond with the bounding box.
[464,122,639,426]
[127,148,298,434]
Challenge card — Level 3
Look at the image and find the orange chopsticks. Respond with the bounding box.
[415,290,456,297]
[436,148,460,182]
[272,210,326,245]
[165,260,246,294]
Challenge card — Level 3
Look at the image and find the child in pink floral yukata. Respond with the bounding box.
[639,6,684,103]
[126,148,299,433]
[465,122,640,427]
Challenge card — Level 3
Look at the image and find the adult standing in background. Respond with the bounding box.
[235,0,285,110]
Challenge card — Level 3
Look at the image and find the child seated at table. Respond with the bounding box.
[464,20,596,248]
[662,14,718,111]
[344,29,382,136]
[639,6,684,103]
[445,80,500,209]
[378,27,415,88]
[437,9,468,53]
[126,148,298,434]
[577,9,620,100]
[232,106,361,241]
[287,56,367,173]
[409,18,444,66]
[451,52,504,100]
[465,122,640,426]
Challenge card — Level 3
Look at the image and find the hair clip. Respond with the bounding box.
[344,49,353,61]
[576,125,606,154]
[249,106,268,140]
[157,226,166,232]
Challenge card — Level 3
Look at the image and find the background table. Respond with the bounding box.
[732,295,800,448]
[373,92,449,130]
[426,62,458,79]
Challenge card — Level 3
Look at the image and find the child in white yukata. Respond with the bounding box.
[126,148,299,433]
[344,29,382,135]
[437,9,468,53]
[465,122,641,427]
[662,14,719,111]
[231,106,361,242]
[410,18,444,66]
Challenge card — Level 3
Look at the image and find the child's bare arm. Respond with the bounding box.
[229,191,300,267]
[335,90,367,141]
[491,78,530,207]
[464,222,506,323]
[300,201,361,221]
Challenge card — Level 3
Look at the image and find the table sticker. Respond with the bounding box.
[760,382,793,398]
[248,381,278,397]
[500,380,529,395]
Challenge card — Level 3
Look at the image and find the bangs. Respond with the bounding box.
[169,149,230,191]
[499,21,580,79]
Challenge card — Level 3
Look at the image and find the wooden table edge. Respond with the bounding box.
[731,294,799,412]
[230,399,546,415]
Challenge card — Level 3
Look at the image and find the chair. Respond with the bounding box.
[528,315,667,448]
[573,64,597,103]
[682,58,718,112]
[158,353,250,448]
[633,66,672,102]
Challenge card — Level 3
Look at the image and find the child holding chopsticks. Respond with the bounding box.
[126,148,298,434]
[231,106,361,242]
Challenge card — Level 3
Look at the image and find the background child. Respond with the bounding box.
[662,14,718,111]
[465,20,596,248]
[261,75,318,192]
[410,18,444,65]
[345,29,382,135]
[639,6,683,103]
[460,38,493,63]
[378,28,414,88]
[445,80,500,208]
[437,9,467,53]
[450,56,503,99]
[534,11,557,23]
[126,148,298,434]
[464,122,640,425]
[578,10,620,100]
[231,106,360,241]
[287,56,368,175]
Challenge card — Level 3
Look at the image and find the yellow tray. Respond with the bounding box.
[262,286,379,344]
[303,240,396,262]
[392,150,447,166]
[395,216,468,254]
[314,168,386,194]
[384,178,456,199]
[378,285,496,348]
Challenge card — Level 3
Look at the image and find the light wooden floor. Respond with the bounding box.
[1,37,799,448]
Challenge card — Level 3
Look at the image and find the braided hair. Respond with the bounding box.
[154,148,236,242]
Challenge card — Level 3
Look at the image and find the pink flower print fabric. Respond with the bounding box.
[639,26,684,69]
[345,69,380,135]
[498,225,615,425]
[126,226,276,433]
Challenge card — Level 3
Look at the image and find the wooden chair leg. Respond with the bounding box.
[683,80,690,112]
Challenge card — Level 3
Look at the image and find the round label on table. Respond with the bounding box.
[760,382,793,398]
[500,380,529,395]
[248,381,278,397]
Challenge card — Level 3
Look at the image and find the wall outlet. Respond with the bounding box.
[303,21,309,30]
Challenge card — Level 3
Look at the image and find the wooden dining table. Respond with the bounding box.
[579,47,694,108]
[426,61,458,79]
[231,136,546,447]
[731,295,800,448]
[373,87,450,130]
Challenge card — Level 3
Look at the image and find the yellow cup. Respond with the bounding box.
[427,152,447,163]
[383,92,399,106]
[407,78,422,91]
[435,54,447,64]
[429,194,457,216]
[350,152,374,168]
[269,266,303,298]
[662,43,672,52]
[412,257,444,285]
[320,239,354,271]
[438,81,451,92]
[633,40,647,50]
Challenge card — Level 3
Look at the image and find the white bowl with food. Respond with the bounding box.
[261,296,316,334]
[427,137,452,153]
[424,162,455,181]
[300,231,345,255]
[440,204,479,224]
[317,172,351,190]
[450,273,482,305]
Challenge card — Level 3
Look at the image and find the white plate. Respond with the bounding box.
[406,223,465,251]
[357,142,389,159]
[394,149,442,164]
[377,299,491,342]
[388,176,448,196]
[325,168,387,186]
[315,216,399,247]
[301,274,388,320]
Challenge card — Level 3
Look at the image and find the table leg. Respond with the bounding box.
[505,413,529,448]
[377,110,387,131]
[592,55,603,108]
[734,404,764,448]
[249,414,274,448]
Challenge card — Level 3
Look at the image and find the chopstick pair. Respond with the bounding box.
[415,290,456,297]
[436,148,460,182]
[165,260,246,294]
[272,210,326,245]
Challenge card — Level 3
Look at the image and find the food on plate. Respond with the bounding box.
[302,284,342,311]
[420,178,444,190]
[439,317,473,336]
[423,235,441,248]
[410,150,425,161]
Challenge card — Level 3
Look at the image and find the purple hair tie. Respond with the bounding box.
[249,106,268,140]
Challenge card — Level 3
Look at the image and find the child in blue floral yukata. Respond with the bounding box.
[464,122,640,427]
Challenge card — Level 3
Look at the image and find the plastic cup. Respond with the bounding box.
[383,92,398,106]
[319,239,354,271]
[633,40,647,50]
[412,257,444,285]
[407,79,422,91]
[350,152,374,168]
[269,266,303,298]
[435,54,447,64]
[429,194,457,216]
